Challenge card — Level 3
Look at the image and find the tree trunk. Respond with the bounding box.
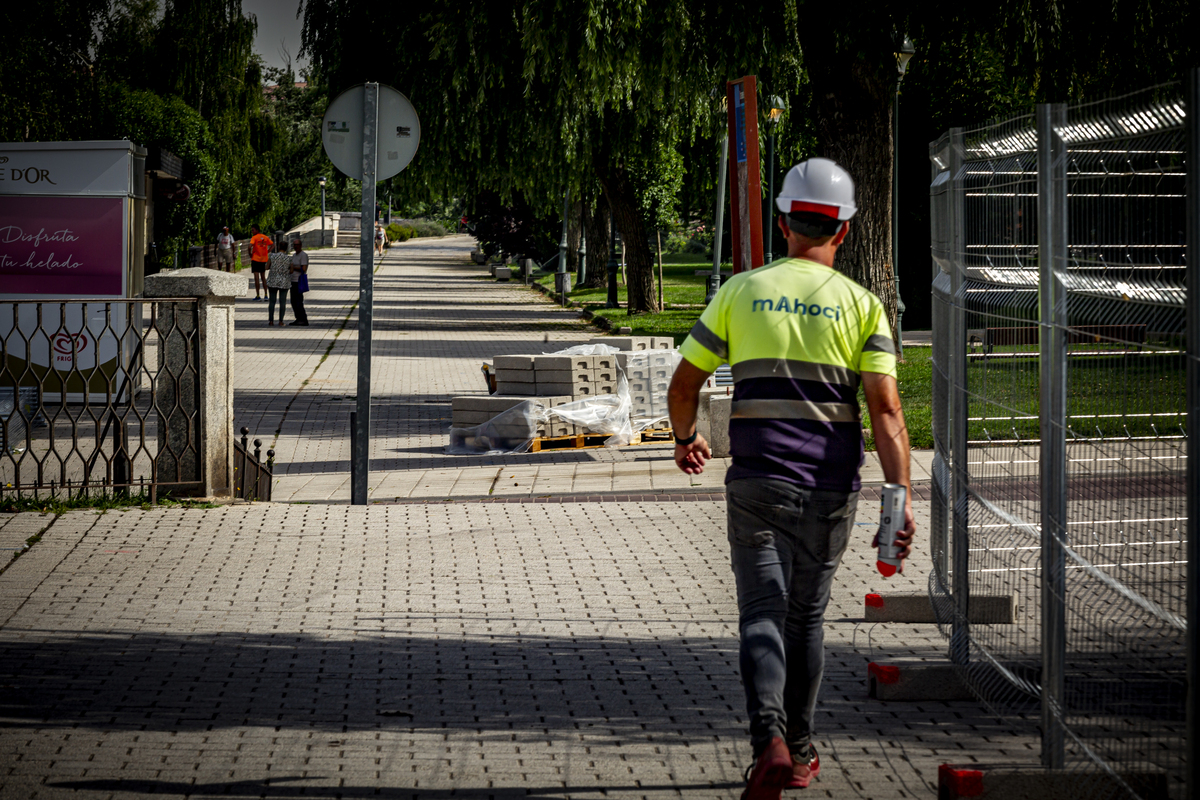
[582,198,610,289]
[800,26,899,343]
[600,166,658,313]
[566,199,582,274]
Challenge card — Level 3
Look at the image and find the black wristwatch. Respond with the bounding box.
[674,431,698,447]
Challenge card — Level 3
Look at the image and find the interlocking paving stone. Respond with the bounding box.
[0,500,1037,798]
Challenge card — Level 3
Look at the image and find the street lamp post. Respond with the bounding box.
[763,96,786,265]
[707,87,729,305]
[606,217,620,309]
[577,205,587,286]
[318,176,327,245]
[558,188,571,305]
[707,136,728,304]
[892,33,916,359]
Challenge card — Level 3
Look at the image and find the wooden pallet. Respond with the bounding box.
[530,428,673,452]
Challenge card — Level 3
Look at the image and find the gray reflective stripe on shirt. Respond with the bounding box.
[688,320,728,359]
[731,358,860,389]
[730,398,861,423]
[864,333,896,355]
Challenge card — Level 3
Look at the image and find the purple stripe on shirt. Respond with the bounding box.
[726,374,864,491]
[727,418,865,492]
[734,376,859,406]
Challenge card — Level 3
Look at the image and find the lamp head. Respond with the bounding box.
[318,175,327,187]
[894,34,916,77]
[766,95,787,125]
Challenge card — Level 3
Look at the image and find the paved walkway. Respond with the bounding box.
[229,237,934,503]
[0,498,1033,799]
[0,237,1030,799]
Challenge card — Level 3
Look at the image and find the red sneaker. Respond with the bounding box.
[741,737,793,800]
[786,744,820,789]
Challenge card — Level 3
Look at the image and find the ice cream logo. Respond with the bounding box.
[51,331,90,367]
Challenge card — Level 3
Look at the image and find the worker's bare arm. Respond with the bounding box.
[666,358,714,474]
[861,371,916,558]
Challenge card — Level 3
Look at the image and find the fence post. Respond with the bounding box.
[144,268,247,498]
[947,126,971,667]
[1185,67,1200,800]
[1037,102,1069,771]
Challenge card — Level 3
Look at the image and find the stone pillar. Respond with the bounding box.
[694,389,731,459]
[143,267,247,498]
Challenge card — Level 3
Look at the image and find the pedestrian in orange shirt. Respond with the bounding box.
[249,225,273,301]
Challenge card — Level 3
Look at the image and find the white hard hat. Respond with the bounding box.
[775,157,857,221]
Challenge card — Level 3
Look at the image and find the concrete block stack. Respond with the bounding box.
[620,349,677,430]
[452,338,680,444]
[450,395,573,439]
[493,353,619,400]
[587,336,674,351]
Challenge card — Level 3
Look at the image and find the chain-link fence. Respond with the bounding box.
[929,78,1194,799]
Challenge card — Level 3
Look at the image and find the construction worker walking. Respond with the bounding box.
[667,158,916,799]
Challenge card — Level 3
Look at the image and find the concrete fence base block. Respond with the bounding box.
[864,592,1018,624]
[937,764,1169,800]
[868,661,974,701]
[495,267,512,281]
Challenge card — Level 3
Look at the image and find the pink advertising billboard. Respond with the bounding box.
[0,196,125,296]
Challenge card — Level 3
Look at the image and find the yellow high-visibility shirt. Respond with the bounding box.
[678,257,896,490]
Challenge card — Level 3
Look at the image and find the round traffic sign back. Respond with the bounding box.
[322,84,421,182]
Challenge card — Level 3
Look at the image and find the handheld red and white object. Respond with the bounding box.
[876,483,906,576]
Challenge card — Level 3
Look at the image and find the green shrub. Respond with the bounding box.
[386,223,415,242]
[663,228,712,256]
[410,220,447,238]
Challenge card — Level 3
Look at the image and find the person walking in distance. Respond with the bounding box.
[666,158,916,799]
[288,237,310,326]
[374,222,386,257]
[265,241,291,327]
[216,226,235,272]
[248,225,273,301]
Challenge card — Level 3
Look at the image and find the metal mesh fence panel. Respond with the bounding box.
[929,83,1190,799]
[1054,86,1187,795]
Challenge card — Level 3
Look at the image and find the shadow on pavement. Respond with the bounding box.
[49,778,743,798]
[0,630,744,736]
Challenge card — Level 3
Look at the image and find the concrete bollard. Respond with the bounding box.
[708,394,731,457]
[938,764,1168,800]
[867,661,974,701]
[864,592,1018,624]
[495,267,513,282]
[143,267,248,498]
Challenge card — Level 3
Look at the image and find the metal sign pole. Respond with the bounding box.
[352,82,379,506]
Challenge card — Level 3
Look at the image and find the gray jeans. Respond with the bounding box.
[726,478,857,756]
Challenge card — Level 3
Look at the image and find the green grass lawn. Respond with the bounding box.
[863,347,934,450]
[963,350,1185,443]
[535,258,721,323]
[532,257,725,346]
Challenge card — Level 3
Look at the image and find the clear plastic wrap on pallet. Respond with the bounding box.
[446,349,682,454]
[445,400,549,455]
[549,368,635,446]
[541,343,621,356]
